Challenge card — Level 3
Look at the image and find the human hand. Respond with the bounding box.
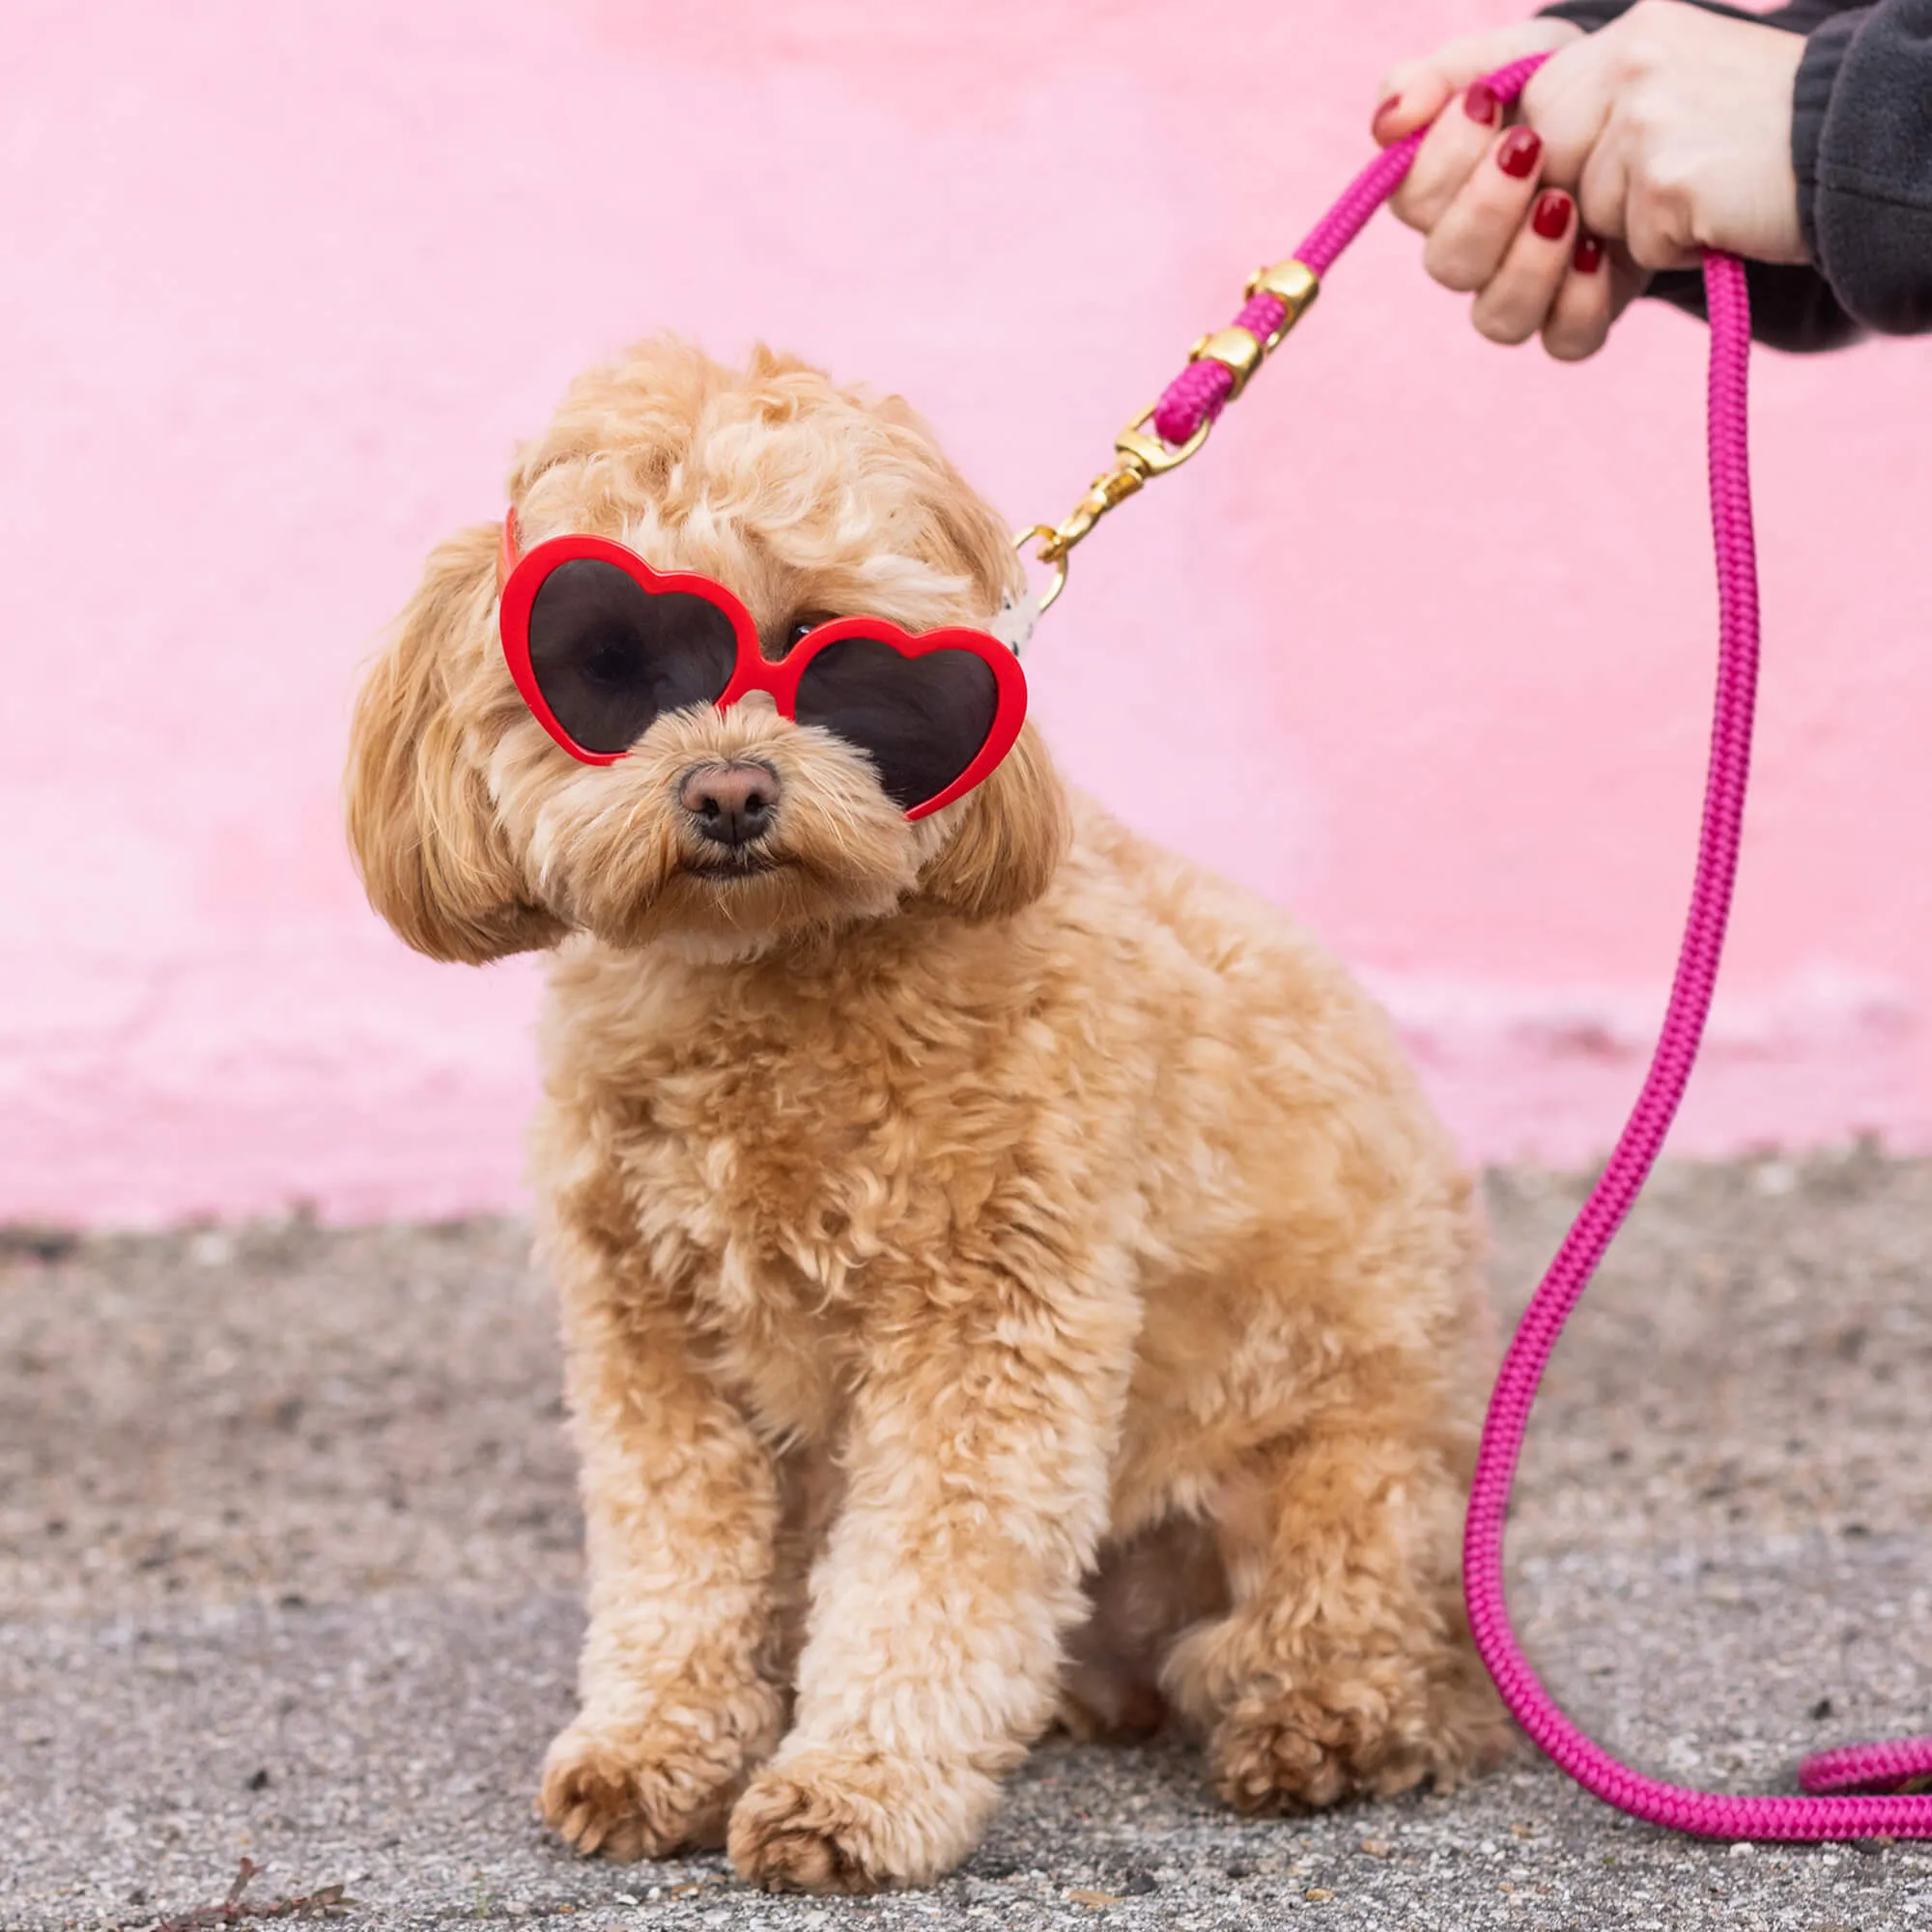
[1373,3,1807,359]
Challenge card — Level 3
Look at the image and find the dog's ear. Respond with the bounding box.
[917,724,1069,923]
[345,524,563,964]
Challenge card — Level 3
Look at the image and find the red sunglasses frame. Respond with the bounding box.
[497,514,1028,822]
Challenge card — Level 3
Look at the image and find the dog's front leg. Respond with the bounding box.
[539,1262,785,1862]
[726,1256,1134,1892]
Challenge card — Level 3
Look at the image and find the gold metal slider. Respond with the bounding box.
[1188,327,1264,402]
[1242,258,1320,351]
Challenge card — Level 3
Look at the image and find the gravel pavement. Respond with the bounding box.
[2,1154,1927,1930]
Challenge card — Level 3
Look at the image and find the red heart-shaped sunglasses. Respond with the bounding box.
[497,512,1027,821]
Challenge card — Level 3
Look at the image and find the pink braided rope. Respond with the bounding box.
[1169,55,1932,1839]
[1470,243,1932,1839]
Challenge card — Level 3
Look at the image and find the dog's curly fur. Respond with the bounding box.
[344,337,1508,1892]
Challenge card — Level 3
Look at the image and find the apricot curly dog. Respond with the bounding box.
[345,336,1507,1892]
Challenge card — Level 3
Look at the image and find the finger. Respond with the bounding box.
[1469,189,1577,346]
[1423,127,1548,294]
[1576,119,1697,270]
[1374,19,1583,143]
[1574,122,1633,245]
[1621,130,1703,272]
[1540,228,1617,360]
[1519,33,1621,188]
[1538,237,1646,359]
[1390,80,1509,232]
[1373,60,1460,147]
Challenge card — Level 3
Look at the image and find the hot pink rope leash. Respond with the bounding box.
[1145,53,1932,1841]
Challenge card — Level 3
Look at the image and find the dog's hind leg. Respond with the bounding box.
[1159,1410,1510,1813]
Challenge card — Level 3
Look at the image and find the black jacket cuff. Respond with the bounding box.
[1792,13,1860,264]
[1801,1,1932,333]
[1539,0,1772,25]
[1538,0,1637,26]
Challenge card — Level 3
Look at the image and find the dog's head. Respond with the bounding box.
[346,337,1068,965]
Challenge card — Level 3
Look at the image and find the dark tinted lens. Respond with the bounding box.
[527,559,737,754]
[793,637,998,810]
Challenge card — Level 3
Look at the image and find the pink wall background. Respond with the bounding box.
[5,0,1928,1227]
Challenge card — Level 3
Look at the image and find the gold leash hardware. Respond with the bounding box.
[1014,257,1320,614]
[1243,257,1320,350]
[1013,404,1209,615]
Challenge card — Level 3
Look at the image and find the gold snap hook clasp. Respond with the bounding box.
[1013,523,1070,613]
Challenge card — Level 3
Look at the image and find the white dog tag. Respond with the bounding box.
[988,589,1038,659]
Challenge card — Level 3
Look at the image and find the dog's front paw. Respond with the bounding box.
[539,1719,753,1862]
[726,1748,995,1892]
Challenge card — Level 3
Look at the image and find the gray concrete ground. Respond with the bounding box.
[2,1154,1927,1930]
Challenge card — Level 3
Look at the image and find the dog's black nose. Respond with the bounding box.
[680,760,781,847]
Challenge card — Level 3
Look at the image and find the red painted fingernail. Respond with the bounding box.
[1463,80,1500,127]
[1373,93,1404,135]
[1532,189,1572,241]
[1573,230,1605,273]
[1496,127,1543,179]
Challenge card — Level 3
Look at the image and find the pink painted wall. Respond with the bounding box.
[5,0,1928,1227]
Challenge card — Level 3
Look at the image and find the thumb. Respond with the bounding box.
[1374,18,1583,144]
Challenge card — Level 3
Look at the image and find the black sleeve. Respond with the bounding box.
[1643,263,1865,349]
[1792,1,1932,333]
[1541,0,1788,26]
[1534,0,1881,350]
[1540,1,1865,33]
